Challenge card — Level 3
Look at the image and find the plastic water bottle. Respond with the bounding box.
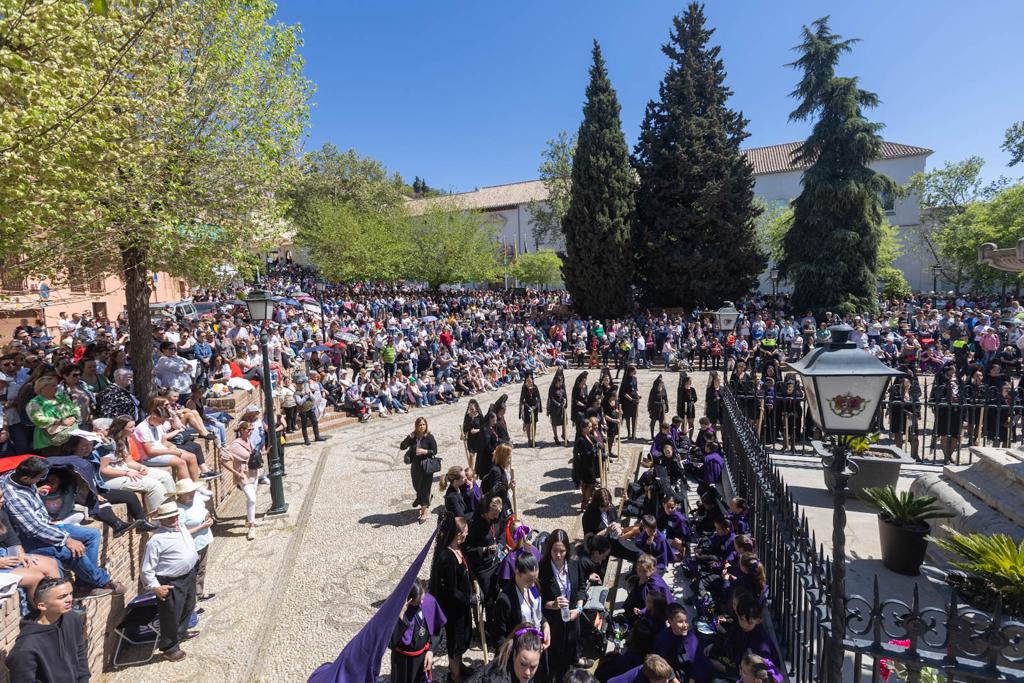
[560,604,570,622]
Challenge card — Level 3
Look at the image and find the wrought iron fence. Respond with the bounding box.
[719,375,1024,466]
[717,384,1024,683]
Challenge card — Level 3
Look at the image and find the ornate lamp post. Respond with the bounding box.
[711,301,741,332]
[789,324,903,683]
[769,268,779,300]
[245,289,288,516]
[931,264,942,293]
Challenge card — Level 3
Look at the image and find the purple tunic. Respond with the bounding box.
[703,452,724,485]
[398,593,446,646]
[638,528,674,570]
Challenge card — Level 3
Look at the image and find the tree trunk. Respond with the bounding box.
[121,244,156,407]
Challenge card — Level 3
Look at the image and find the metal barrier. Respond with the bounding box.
[718,384,1024,683]
[725,376,1023,466]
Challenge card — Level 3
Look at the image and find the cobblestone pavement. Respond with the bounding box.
[103,366,707,683]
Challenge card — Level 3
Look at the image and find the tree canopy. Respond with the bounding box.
[510,249,563,287]
[632,2,763,308]
[561,41,635,317]
[779,16,893,317]
[531,131,576,247]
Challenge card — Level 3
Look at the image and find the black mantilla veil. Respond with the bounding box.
[547,367,565,404]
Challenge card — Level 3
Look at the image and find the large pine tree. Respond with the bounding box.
[632,3,763,308]
[780,17,895,317]
[561,41,635,317]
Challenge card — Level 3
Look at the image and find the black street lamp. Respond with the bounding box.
[769,267,779,300]
[931,264,942,293]
[314,281,328,339]
[789,325,903,683]
[245,289,288,516]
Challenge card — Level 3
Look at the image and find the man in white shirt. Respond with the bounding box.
[140,502,200,662]
[154,342,194,394]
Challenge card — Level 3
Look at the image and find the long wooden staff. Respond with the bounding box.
[510,463,518,520]
[783,410,791,451]
[472,579,489,664]
[462,429,472,467]
[975,404,985,445]
[598,443,608,491]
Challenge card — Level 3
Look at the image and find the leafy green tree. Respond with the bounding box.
[939,183,1024,290]
[632,2,763,308]
[509,249,563,287]
[2,0,312,400]
[405,202,502,289]
[1004,121,1024,167]
[779,17,894,317]
[905,157,1010,293]
[561,41,635,317]
[289,144,407,222]
[754,201,792,265]
[531,131,576,247]
[299,200,408,284]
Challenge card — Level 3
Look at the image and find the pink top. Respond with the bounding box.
[223,437,259,485]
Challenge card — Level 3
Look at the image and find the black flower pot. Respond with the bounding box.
[877,514,930,576]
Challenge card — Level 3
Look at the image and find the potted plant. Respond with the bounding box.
[934,529,1024,619]
[861,485,953,576]
[815,434,914,499]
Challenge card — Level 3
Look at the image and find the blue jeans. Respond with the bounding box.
[25,524,110,589]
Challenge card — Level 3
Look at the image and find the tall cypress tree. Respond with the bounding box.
[561,41,635,317]
[632,3,763,308]
[780,17,895,317]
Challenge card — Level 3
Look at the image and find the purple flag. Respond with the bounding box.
[308,526,439,683]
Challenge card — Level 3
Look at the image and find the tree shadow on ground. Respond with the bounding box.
[359,509,418,528]
[539,477,575,492]
[522,490,577,519]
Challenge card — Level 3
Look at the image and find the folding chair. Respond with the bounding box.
[111,592,200,668]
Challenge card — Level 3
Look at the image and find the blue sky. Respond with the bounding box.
[274,1,1024,192]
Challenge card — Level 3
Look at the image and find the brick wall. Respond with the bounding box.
[0,389,254,680]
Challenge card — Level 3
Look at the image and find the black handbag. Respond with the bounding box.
[420,456,441,475]
[247,448,264,470]
[403,450,413,465]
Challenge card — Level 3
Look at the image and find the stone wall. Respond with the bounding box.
[0,388,257,681]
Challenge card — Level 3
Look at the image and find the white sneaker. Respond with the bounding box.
[246,526,257,541]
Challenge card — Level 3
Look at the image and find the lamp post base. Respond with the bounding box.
[265,503,289,516]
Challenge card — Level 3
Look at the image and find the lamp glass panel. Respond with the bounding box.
[246,294,272,322]
[802,376,823,430]
[813,374,889,433]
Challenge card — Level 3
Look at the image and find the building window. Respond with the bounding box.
[89,276,105,293]
[881,190,895,213]
[68,265,87,293]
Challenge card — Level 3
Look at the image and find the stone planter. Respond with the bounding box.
[812,440,914,500]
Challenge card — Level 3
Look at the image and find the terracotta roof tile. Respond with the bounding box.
[742,140,933,175]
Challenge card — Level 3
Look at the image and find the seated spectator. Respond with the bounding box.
[622,554,672,627]
[154,341,194,394]
[26,376,82,456]
[99,415,176,512]
[0,495,61,606]
[167,479,215,601]
[133,400,219,483]
[95,368,141,422]
[608,654,675,683]
[0,457,125,598]
[5,577,90,682]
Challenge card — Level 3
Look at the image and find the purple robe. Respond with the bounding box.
[703,452,724,485]
[721,622,778,667]
[497,545,541,581]
[638,528,674,570]
[397,593,446,647]
[654,627,700,674]
[641,571,673,604]
[461,481,481,513]
[658,508,691,544]
[608,664,646,683]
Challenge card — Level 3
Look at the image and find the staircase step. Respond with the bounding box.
[943,462,1024,528]
[966,446,1024,487]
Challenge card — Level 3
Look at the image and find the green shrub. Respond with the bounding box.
[934,529,1024,606]
[861,486,953,528]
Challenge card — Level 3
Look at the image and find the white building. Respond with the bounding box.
[408,140,935,291]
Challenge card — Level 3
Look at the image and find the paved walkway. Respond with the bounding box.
[102,367,684,683]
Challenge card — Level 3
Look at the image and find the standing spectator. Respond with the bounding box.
[221,422,263,541]
[5,577,90,682]
[140,502,199,662]
[168,479,216,601]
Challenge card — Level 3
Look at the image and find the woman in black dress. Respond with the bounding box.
[571,372,589,430]
[401,417,438,524]
[705,371,722,428]
[477,411,500,476]
[441,465,469,518]
[482,443,515,521]
[547,369,568,445]
[519,375,542,447]
[604,395,622,457]
[779,378,805,453]
[463,399,485,470]
[389,580,445,683]
[539,529,590,677]
[676,372,697,437]
[573,420,599,512]
[493,395,511,442]
[619,365,640,440]
[429,515,474,683]
[887,375,920,460]
[647,374,669,440]
[931,363,964,464]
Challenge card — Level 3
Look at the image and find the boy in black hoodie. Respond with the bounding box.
[6,577,89,682]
